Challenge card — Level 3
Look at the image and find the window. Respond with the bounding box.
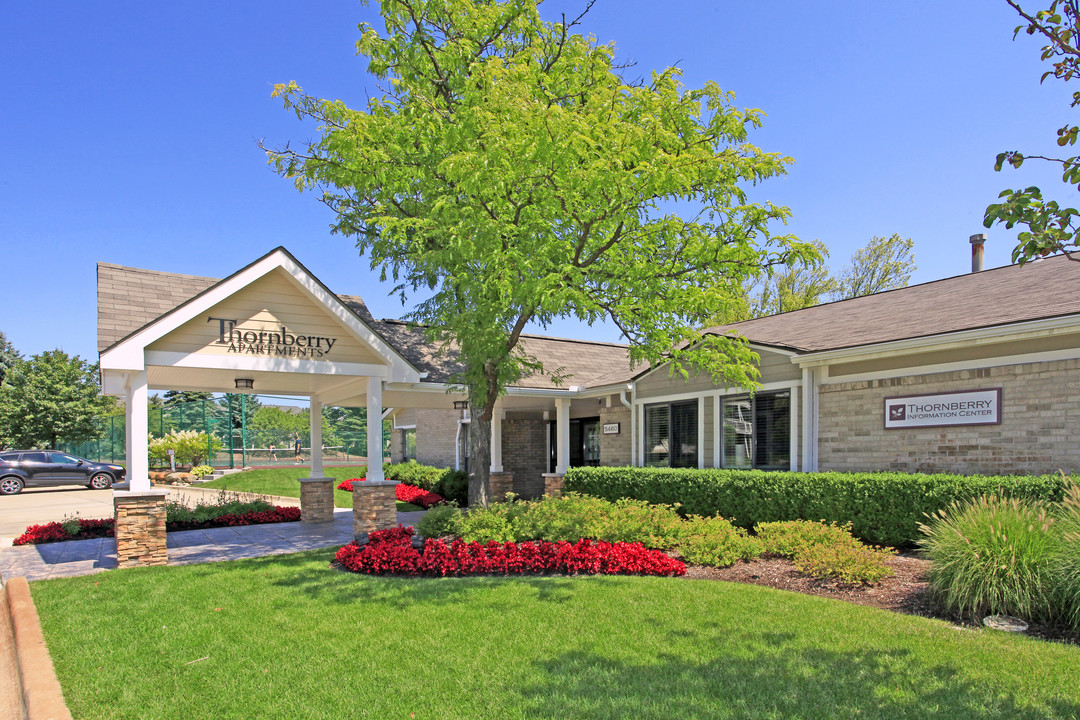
[644,401,698,468]
[49,453,80,464]
[722,391,790,470]
[402,428,416,461]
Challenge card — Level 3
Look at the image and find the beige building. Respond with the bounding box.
[99,247,1080,506]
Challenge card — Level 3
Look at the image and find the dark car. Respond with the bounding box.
[0,451,126,495]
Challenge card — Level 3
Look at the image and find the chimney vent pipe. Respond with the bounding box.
[970,233,987,272]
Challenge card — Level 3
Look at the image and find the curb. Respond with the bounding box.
[4,576,73,719]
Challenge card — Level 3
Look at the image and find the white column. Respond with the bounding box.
[789,387,800,472]
[801,367,818,472]
[309,396,324,477]
[555,398,571,474]
[366,379,384,482]
[126,370,150,491]
[490,403,504,473]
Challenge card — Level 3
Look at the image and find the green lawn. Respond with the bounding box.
[199,466,424,512]
[31,550,1080,720]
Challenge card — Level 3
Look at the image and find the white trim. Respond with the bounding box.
[712,392,721,469]
[794,314,1080,367]
[789,388,800,472]
[100,249,421,383]
[143,351,391,378]
[637,380,795,407]
[823,346,1080,384]
[697,396,705,469]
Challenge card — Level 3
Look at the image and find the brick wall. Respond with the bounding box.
[598,405,631,466]
[415,408,462,469]
[503,416,548,498]
[817,359,1080,475]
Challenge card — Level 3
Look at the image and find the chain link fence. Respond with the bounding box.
[60,395,388,469]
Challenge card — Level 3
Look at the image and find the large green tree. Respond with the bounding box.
[265,0,815,503]
[0,332,21,386]
[0,350,115,450]
[985,0,1080,263]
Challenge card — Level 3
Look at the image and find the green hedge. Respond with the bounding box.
[563,466,1071,547]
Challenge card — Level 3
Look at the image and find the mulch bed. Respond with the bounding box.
[684,550,1080,646]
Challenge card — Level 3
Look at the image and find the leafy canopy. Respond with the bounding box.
[985,0,1080,264]
[265,0,815,409]
[0,350,116,449]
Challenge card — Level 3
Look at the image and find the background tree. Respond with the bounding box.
[746,240,834,317]
[217,393,262,432]
[985,0,1080,264]
[265,0,816,503]
[832,233,916,300]
[0,332,21,386]
[735,234,916,319]
[0,350,116,449]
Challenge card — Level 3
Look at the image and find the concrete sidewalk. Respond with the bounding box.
[0,508,426,583]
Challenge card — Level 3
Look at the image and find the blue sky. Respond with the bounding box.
[1,1,1071,362]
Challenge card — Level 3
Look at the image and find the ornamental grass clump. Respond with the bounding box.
[918,494,1058,622]
[678,515,761,567]
[1051,484,1080,630]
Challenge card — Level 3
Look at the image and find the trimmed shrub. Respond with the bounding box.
[679,515,761,567]
[918,494,1059,622]
[754,520,861,556]
[565,466,1069,547]
[459,504,517,543]
[793,542,895,584]
[417,504,464,539]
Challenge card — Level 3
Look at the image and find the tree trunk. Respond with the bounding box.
[467,411,491,507]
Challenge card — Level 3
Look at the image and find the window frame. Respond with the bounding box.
[643,400,698,468]
[721,390,791,471]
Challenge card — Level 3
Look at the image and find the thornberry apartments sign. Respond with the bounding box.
[884,389,1002,429]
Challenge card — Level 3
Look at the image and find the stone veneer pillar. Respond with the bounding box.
[353,480,398,535]
[299,478,335,523]
[113,490,168,568]
[488,471,514,502]
[542,473,565,498]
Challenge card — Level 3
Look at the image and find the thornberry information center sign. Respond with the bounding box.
[884,389,1002,429]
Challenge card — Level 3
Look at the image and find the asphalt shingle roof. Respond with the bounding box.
[705,254,1080,353]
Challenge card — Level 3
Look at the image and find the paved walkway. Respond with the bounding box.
[0,508,426,583]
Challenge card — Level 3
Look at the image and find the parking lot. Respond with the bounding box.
[0,486,117,545]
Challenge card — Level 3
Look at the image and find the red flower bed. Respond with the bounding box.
[12,518,116,545]
[334,525,685,578]
[336,478,445,509]
[12,506,302,545]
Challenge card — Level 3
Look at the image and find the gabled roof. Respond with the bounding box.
[97,247,422,381]
[99,256,636,390]
[705,254,1080,353]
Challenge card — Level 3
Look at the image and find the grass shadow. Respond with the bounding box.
[511,624,1080,720]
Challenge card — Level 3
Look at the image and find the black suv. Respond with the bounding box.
[0,451,126,495]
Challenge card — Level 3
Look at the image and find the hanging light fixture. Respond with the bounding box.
[234,378,254,390]
[453,400,468,410]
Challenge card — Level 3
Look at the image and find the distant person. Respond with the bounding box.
[294,432,302,464]
[269,444,277,462]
